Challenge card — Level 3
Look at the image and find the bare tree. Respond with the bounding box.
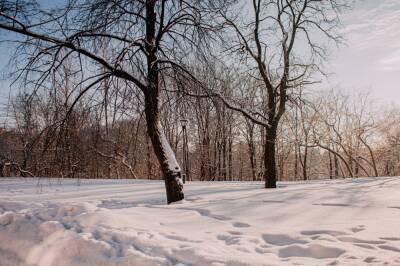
[213,0,345,188]
[0,0,217,203]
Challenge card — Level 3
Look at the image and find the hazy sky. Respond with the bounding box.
[1,0,400,105]
[325,0,400,104]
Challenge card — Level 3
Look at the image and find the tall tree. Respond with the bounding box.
[0,0,214,203]
[213,0,345,188]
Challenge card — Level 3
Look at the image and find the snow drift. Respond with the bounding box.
[1,177,400,265]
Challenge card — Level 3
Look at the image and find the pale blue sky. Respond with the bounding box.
[1,0,400,106]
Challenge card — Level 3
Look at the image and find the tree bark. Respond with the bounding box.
[228,127,233,181]
[303,145,308,181]
[359,137,379,177]
[144,0,183,204]
[264,127,277,188]
[249,143,256,181]
[328,151,333,179]
[144,97,184,203]
[334,154,339,178]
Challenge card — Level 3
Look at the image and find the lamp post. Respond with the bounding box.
[180,118,189,184]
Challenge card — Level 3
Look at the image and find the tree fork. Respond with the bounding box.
[144,0,184,203]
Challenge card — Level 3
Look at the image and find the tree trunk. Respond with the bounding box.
[328,151,333,179]
[144,96,184,204]
[279,153,284,182]
[250,147,256,181]
[248,139,257,181]
[222,137,227,181]
[222,107,227,181]
[303,145,308,181]
[354,156,359,177]
[200,135,209,181]
[246,121,257,181]
[146,134,153,179]
[360,137,379,177]
[294,144,299,180]
[264,127,277,188]
[228,130,233,181]
[144,0,183,204]
[259,126,266,181]
[334,154,339,178]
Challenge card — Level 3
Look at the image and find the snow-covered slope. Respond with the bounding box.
[1,177,400,266]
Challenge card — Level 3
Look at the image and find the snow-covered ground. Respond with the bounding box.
[1,177,400,266]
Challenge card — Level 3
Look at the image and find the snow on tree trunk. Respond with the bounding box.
[159,122,184,202]
[144,96,184,204]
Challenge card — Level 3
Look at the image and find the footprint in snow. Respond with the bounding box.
[378,245,400,253]
[261,200,286,203]
[300,230,348,237]
[380,237,400,241]
[232,222,250,228]
[181,208,231,221]
[278,244,346,259]
[318,237,336,243]
[184,197,203,202]
[350,225,365,233]
[162,233,202,243]
[236,247,251,253]
[337,236,386,245]
[364,256,380,263]
[255,247,273,254]
[228,230,243,236]
[313,203,351,207]
[91,230,102,240]
[216,234,241,245]
[328,260,340,266]
[354,243,376,250]
[262,234,308,246]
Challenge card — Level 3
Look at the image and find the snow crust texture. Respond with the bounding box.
[1,177,400,265]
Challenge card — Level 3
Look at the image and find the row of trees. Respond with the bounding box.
[2,77,399,182]
[1,0,389,204]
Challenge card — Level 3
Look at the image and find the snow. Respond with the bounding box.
[1,177,400,265]
[158,121,181,173]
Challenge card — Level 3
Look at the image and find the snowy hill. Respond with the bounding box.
[1,177,400,265]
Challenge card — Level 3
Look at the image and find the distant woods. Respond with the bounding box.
[1,78,398,181]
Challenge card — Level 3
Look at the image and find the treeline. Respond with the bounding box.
[1,67,399,181]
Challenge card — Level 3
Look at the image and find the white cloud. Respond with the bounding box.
[341,1,400,52]
[379,49,400,72]
[325,0,400,104]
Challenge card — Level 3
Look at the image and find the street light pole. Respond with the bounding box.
[180,118,189,184]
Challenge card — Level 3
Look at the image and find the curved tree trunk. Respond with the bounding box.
[359,137,379,177]
[144,95,184,204]
[144,0,183,204]
[302,143,354,178]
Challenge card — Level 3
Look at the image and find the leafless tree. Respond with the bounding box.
[212,0,346,188]
[0,0,218,203]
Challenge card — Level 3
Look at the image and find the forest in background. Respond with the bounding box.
[1,74,399,181]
